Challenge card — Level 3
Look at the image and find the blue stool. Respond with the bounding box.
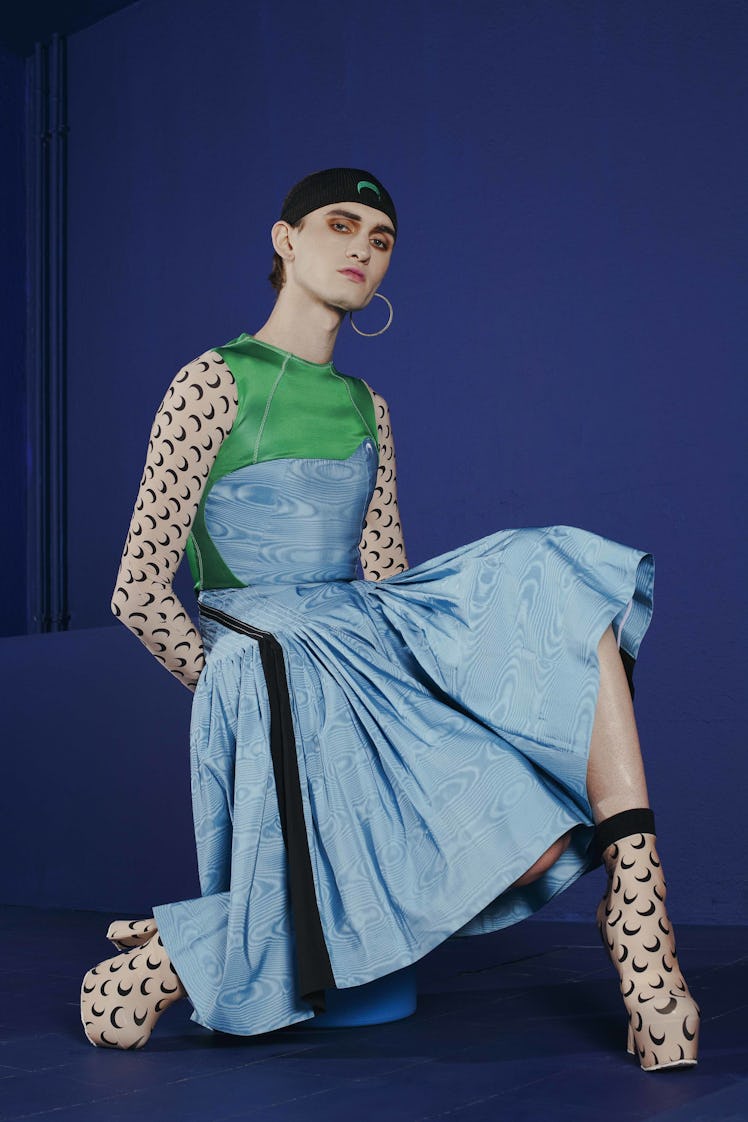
[309,964,417,1027]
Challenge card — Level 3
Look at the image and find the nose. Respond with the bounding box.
[347,233,371,263]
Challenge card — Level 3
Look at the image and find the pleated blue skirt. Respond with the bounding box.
[153,523,654,1035]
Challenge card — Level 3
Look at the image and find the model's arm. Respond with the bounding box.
[358,385,409,580]
[111,350,239,691]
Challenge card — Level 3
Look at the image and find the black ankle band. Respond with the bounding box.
[594,808,656,861]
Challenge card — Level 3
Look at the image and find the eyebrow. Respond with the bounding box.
[325,208,396,239]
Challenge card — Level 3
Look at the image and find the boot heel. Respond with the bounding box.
[106,918,159,951]
[627,997,700,1071]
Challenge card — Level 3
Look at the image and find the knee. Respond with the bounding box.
[511,830,573,888]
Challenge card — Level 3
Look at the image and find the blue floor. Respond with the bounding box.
[0,906,745,1121]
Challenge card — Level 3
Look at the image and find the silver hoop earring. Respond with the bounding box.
[349,292,394,337]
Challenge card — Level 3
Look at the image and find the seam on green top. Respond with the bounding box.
[191,532,204,590]
[253,355,290,464]
[332,372,377,443]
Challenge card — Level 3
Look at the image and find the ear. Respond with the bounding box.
[270,220,296,262]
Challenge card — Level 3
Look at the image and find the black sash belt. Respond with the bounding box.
[198,603,334,1014]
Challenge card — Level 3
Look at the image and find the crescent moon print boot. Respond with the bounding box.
[80,932,187,1049]
[595,808,700,1071]
[106,917,159,951]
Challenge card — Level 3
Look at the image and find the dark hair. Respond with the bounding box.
[268,217,305,295]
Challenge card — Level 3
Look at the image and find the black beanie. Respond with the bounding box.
[279,168,397,238]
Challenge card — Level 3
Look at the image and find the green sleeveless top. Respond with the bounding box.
[184,333,379,591]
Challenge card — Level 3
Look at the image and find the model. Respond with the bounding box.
[80,167,699,1071]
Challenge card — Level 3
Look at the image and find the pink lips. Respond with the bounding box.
[339,268,365,283]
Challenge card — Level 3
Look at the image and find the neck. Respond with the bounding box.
[253,286,346,366]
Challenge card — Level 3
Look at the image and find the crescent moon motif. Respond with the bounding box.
[357,180,381,198]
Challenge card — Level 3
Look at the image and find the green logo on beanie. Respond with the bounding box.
[357,180,381,199]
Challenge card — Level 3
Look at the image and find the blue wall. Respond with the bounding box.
[0,41,27,635]
[0,628,198,912]
[2,0,745,924]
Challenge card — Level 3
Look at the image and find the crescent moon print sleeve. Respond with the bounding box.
[358,386,409,580]
[111,351,239,690]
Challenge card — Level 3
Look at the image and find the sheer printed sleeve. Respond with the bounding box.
[111,350,239,691]
[358,385,409,580]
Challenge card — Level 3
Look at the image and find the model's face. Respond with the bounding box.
[278,201,395,311]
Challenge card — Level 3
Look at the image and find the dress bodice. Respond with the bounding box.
[185,334,379,590]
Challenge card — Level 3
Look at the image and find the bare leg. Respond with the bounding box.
[511,832,572,887]
[512,621,642,886]
[586,623,649,822]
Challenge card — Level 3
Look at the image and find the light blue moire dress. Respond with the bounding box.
[152,334,655,1036]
